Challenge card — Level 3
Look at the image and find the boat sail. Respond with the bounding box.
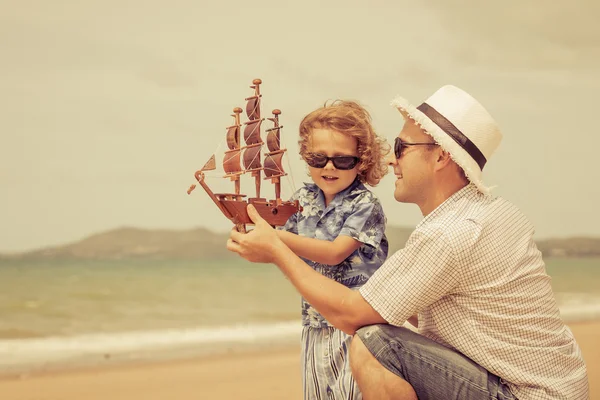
[188,79,301,232]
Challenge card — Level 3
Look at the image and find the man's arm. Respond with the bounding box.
[228,205,386,335]
[276,230,362,266]
[273,238,386,334]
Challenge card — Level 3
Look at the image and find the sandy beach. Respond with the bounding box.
[0,321,597,400]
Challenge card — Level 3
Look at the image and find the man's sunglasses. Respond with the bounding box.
[304,153,360,170]
[394,137,438,159]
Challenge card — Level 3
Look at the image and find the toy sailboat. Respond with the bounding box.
[187,79,301,232]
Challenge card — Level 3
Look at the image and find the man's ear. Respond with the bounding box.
[435,149,453,171]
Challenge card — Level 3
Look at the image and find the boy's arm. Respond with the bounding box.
[277,230,362,265]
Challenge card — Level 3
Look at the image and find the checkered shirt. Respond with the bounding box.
[360,184,588,400]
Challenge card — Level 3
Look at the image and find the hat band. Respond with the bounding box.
[417,103,487,170]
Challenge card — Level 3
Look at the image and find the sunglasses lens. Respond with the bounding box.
[306,154,328,168]
[394,137,402,159]
[333,157,359,170]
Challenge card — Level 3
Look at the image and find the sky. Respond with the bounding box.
[1,0,599,252]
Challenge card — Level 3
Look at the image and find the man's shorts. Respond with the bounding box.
[356,324,517,400]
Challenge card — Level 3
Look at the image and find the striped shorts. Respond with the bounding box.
[301,325,361,400]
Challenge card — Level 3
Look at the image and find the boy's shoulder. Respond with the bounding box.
[291,183,318,200]
[291,181,382,208]
[345,182,381,205]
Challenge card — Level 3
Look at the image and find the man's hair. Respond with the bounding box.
[298,100,390,186]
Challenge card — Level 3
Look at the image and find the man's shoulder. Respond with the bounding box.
[416,195,491,248]
[438,189,525,224]
[414,216,480,247]
[457,193,530,231]
[420,192,531,254]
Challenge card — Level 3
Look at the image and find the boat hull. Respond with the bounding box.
[220,199,300,226]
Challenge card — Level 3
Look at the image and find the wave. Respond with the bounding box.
[0,321,301,375]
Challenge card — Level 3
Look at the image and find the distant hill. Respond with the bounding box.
[0,227,234,261]
[0,226,597,261]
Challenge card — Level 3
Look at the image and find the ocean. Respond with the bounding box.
[0,257,599,375]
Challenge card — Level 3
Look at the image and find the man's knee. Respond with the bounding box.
[350,334,365,374]
[350,326,380,377]
[351,327,419,400]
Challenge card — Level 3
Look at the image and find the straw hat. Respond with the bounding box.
[391,85,502,194]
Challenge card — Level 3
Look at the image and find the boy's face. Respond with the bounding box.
[306,128,359,206]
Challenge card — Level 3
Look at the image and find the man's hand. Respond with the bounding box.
[227,204,284,263]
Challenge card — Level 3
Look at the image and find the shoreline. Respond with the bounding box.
[0,321,597,400]
[0,338,300,381]
[0,345,303,400]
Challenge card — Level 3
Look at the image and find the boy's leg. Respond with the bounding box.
[352,324,516,400]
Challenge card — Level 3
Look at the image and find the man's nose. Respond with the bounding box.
[386,152,397,166]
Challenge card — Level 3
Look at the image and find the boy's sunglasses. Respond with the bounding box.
[394,137,438,159]
[305,153,360,170]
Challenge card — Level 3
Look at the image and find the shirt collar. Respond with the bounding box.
[303,177,365,210]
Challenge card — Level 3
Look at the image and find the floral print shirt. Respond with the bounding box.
[282,178,388,328]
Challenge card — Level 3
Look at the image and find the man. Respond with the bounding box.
[227,85,588,399]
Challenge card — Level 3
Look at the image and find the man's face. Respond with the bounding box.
[391,119,438,205]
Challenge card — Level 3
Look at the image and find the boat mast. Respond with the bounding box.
[223,107,244,194]
[264,109,287,202]
[232,107,242,195]
[243,78,264,199]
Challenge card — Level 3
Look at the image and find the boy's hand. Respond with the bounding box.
[227,204,283,263]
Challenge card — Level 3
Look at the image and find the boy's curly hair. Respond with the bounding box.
[298,100,390,186]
